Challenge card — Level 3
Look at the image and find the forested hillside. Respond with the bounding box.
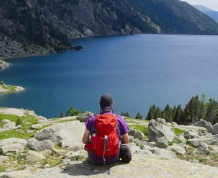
[1,0,218,60]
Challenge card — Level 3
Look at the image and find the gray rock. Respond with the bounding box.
[34,121,85,148]
[196,119,212,132]
[156,118,166,125]
[207,145,218,154]
[76,111,93,122]
[199,142,208,148]
[188,138,217,147]
[0,170,32,178]
[40,150,53,156]
[2,120,16,130]
[184,130,200,139]
[171,122,177,126]
[27,150,45,163]
[0,155,9,163]
[156,137,169,148]
[0,138,27,147]
[37,116,48,123]
[30,124,44,129]
[148,119,176,142]
[211,123,218,135]
[128,143,142,154]
[15,125,22,129]
[0,143,24,155]
[128,129,145,140]
[212,134,218,141]
[26,138,54,151]
[68,143,84,152]
[154,148,177,159]
[167,145,186,155]
[63,150,85,160]
[177,134,187,143]
[52,149,68,157]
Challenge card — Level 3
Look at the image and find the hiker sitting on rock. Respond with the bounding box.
[82,93,132,164]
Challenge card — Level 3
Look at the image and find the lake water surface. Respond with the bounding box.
[1,34,218,118]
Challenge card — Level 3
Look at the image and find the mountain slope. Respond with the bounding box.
[193,5,218,22]
[1,0,218,60]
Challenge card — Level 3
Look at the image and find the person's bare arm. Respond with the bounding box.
[82,128,90,144]
[121,133,129,144]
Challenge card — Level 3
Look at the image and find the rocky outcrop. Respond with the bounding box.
[148,119,176,142]
[128,129,145,140]
[76,111,93,122]
[1,110,218,177]
[196,119,212,132]
[26,138,54,152]
[34,121,84,149]
[0,83,25,94]
[0,60,10,70]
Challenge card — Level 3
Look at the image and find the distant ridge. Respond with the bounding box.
[193,5,218,22]
[1,0,218,60]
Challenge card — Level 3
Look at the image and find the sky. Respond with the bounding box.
[181,0,218,11]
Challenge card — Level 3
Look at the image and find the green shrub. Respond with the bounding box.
[168,138,182,146]
[16,118,23,126]
[174,128,185,135]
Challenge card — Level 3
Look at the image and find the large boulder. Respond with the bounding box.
[26,138,54,151]
[0,143,24,155]
[0,138,27,146]
[187,138,217,147]
[0,138,27,155]
[211,123,218,135]
[148,119,176,142]
[156,118,166,125]
[155,137,169,148]
[34,121,85,148]
[167,145,186,155]
[184,130,200,139]
[2,119,16,131]
[76,112,93,122]
[196,119,212,132]
[128,129,145,140]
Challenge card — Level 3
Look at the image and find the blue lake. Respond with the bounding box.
[1,34,218,118]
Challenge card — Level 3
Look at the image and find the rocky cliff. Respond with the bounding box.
[1,0,218,60]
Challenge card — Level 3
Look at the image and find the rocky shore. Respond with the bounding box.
[0,83,24,94]
[0,108,218,177]
[0,61,25,94]
[0,60,10,70]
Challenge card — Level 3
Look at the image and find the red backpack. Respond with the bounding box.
[91,114,120,159]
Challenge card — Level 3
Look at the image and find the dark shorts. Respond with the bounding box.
[87,144,132,165]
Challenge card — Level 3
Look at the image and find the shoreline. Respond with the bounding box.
[0,82,25,94]
[0,59,10,71]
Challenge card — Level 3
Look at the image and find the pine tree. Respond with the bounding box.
[60,112,65,118]
[206,98,218,124]
[135,112,143,119]
[163,104,173,122]
[147,105,156,120]
[173,105,182,123]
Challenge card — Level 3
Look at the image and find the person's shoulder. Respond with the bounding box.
[88,115,96,121]
[115,114,126,121]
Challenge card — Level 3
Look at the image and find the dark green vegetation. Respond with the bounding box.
[1,0,218,59]
[60,106,84,117]
[147,94,218,125]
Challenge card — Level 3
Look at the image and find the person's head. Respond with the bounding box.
[99,93,114,112]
